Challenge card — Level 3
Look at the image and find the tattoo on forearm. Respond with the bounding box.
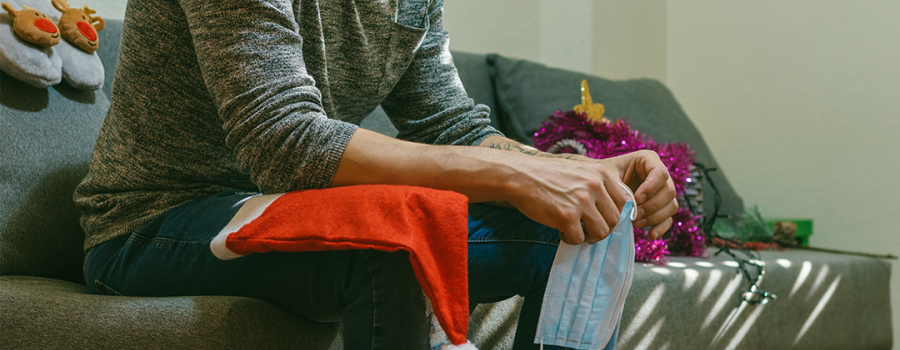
[485,141,580,160]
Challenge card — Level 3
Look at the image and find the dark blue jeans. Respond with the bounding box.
[84,190,563,349]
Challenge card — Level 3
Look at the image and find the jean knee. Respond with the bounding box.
[352,250,425,301]
[342,250,430,350]
[468,241,557,303]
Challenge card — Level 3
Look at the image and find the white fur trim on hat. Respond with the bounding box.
[441,341,478,350]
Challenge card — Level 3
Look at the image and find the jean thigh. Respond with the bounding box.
[83,191,363,322]
[467,203,560,304]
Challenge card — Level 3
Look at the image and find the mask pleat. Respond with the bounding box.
[555,241,590,342]
[571,237,611,345]
[536,201,637,350]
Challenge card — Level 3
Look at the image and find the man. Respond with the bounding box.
[76,0,677,348]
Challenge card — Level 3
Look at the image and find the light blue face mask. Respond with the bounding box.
[535,183,637,350]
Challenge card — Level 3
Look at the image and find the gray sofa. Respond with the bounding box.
[1,19,892,349]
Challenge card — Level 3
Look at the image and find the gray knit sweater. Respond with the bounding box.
[74,0,500,250]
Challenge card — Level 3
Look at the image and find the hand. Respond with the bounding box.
[503,156,631,245]
[476,136,677,244]
[600,150,678,239]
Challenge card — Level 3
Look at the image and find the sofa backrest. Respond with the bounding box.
[0,74,109,284]
[97,19,124,100]
[0,21,121,286]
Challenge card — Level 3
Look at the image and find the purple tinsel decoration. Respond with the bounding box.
[633,230,670,265]
[533,110,706,263]
[666,208,708,258]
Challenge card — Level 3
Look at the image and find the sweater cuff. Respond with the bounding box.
[316,121,359,189]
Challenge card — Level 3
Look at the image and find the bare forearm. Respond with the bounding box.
[478,135,590,161]
[330,128,519,203]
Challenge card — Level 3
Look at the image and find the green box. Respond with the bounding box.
[766,219,813,246]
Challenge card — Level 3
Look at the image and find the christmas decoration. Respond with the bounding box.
[533,80,706,263]
[210,185,476,348]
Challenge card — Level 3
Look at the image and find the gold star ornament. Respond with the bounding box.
[573,80,609,124]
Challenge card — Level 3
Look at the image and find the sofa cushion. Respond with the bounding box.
[0,275,546,349]
[617,249,892,350]
[0,275,342,349]
[0,71,108,284]
[486,53,744,219]
[457,249,894,350]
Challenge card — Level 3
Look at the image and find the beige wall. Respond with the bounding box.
[443,0,667,81]
[442,0,596,74]
[666,1,900,341]
[89,0,900,342]
[591,0,667,82]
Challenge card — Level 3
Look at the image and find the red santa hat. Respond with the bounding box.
[210,185,476,348]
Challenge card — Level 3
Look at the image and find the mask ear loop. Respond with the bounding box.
[616,182,638,221]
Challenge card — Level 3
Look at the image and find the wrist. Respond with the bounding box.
[427,145,520,203]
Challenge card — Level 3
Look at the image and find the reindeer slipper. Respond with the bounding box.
[0,0,63,87]
[46,0,103,89]
[0,0,103,90]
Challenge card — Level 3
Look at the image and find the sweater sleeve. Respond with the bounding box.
[180,0,357,193]
[380,0,502,146]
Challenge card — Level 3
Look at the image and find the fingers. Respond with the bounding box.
[635,180,676,223]
[648,217,674,240]
[634,197,679,229]
[607,179,629,212]
[559,204,615,245]
[558,191,613,245]
[581,207,610,244]
[633,166,670,205]
[558,223,585,245]
[594,184,621,238]
[558,175,618,245]
[556,200,588,245]
[549,151,679,244]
